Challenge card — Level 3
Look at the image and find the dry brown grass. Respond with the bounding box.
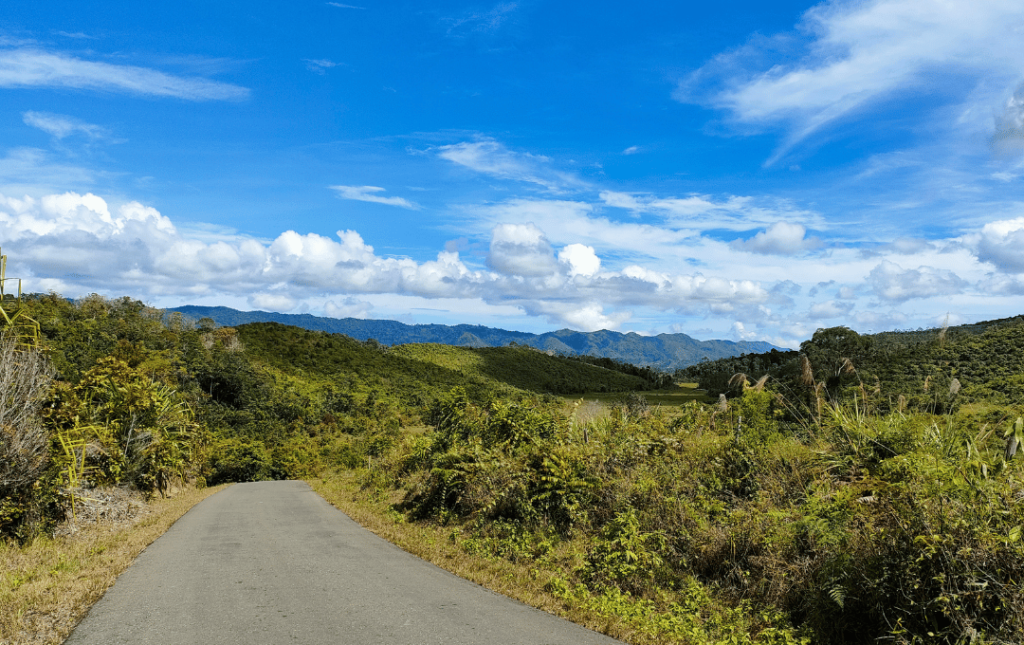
[0,485,226,645]
[310,473,661,645]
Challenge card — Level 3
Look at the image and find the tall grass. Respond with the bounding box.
[321,388,1024,644]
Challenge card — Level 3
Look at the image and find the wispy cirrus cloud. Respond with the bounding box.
[438,139,586,192]
[326,2,364,8]
[56,31,97,40]
[23,111,107,140]
[304,58,341,74]
[681,0,1024,164]
[599,190,826,232]
[0,48,249,100]
[330,185,419,209]
[443,3,518,36]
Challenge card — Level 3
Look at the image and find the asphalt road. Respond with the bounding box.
[64,480,624,645]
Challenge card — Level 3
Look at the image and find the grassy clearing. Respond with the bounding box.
[0,485,226,645]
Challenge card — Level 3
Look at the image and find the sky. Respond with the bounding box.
[1,0,1023,348]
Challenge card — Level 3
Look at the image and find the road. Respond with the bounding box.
[64,480,624,645]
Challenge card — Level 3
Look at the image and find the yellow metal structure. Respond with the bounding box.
[0,247,41,350]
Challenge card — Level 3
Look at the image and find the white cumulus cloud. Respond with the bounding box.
[731,221,820,255]
[972,217,1024,273]
[558,243,601,277]
[487,223,559,276]
[868,260,968,302]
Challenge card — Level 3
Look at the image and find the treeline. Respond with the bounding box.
[676,318,1024,414]
[558,351,673,389]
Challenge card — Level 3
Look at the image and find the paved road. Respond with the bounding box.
[65,481,623,644]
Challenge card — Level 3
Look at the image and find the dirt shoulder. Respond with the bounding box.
[1,485,226,645]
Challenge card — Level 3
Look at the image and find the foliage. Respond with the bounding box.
[172,304,777,371]
[0,333,55,537]
[8,288,1024,644]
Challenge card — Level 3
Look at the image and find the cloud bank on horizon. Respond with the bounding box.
[1,0,1023,349]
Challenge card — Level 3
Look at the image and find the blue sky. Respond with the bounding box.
[1,0,1023,347]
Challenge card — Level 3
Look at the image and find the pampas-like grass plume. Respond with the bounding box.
[838,357,855,376]
[948,378,961,398]
[728,373,749,390]
[752,374,770,391]
[799,354,814,387]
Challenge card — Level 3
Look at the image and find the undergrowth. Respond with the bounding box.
[333,387,1024,644]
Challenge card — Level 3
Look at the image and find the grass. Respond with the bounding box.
[0,485,226,645]
[571,384,710,406]
[309,471,723,645]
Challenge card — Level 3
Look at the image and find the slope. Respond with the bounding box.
[170,305,779,370]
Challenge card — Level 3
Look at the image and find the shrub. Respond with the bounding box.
[0,333,55,537]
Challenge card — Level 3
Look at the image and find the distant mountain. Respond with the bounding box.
[169,305,780,371]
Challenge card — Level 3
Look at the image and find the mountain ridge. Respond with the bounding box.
[169,305,780,371]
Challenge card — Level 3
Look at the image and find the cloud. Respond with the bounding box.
[992,82,1024,155]
[23,111,107,140]
[443,3,518,36]
[324,297,373,319]
[731,221,820,255]
[622,145,640,155]
[522,301,630,332]
[326,2,364,8]
[868,260,968,302]
[330,185,419,209]
[0,147,97,191]
[972,216,1024,272]
[0,190,783,333]
[438,139,583,192]
[558,243,601,277]
[249,293,298,312]
[599,190,826,232]
[305,59,341,75]
[684,0,1024,163]
[0,48,249,100]
[487,223,558,276]
[859,237,936,258]
[809,299,854,319]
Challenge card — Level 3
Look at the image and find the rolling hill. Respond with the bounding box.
[170,305,779,371]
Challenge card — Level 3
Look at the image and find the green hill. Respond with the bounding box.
[235,322,654,403]
[170,305,779,370]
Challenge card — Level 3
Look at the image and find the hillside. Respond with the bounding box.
[234,322,655,402]
[169,305,779,370]
[677,314,1024,411]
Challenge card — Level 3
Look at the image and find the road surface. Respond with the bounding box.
[64,480,623,644]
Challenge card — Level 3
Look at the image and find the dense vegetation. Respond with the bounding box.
[0,294,651,538]
[3,290,1024,644]
[173,304,778,370]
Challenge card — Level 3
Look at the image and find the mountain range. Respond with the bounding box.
[169,305,780,371]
